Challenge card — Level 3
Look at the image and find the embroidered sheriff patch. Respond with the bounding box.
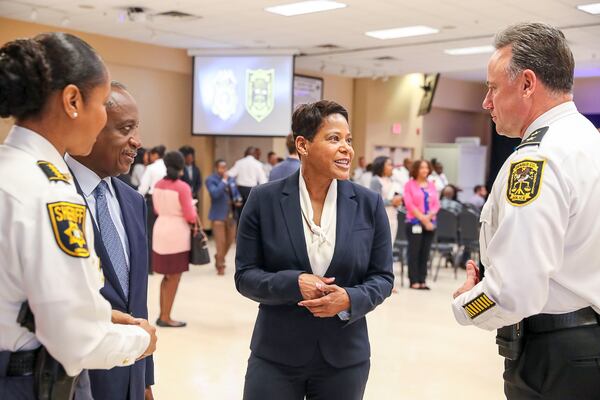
[47,202,90,258]
[463,293,496,319]
[37,161,71,184]
[506,159,546,206]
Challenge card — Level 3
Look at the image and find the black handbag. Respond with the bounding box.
[190,230,210,265]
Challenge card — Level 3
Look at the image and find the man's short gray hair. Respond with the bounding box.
[494,22,574,93]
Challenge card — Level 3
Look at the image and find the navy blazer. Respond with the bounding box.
[182,163,202,197]
[206,173,241,221]
[74,177,154,400]
[235,170,394,368]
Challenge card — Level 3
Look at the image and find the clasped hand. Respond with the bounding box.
[111,310,157,360]
[297,274,350,318]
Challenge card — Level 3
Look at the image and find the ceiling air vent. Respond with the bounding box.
[316,44,342,49]
[373,56,398,61]
[154,10,201,20]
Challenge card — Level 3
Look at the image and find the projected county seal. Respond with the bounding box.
[210,69,238,121]
[246,69,275,122]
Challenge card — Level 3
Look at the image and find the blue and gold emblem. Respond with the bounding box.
[47,201,90,258]
[507,159,546,206]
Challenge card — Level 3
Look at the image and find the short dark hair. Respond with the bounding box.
[164,151,184,180]
[292,100,348,142]
[179,145,195,157]
[267,151,276,158]
[0,32,107,120]
[371,156,390,178]
[244,146,256,157]
[494,22,574,93]
[215,158,226,167]
[473,185,484,193]
[285,133,297,155]
[410,159,431,180]
[150,145,166,158]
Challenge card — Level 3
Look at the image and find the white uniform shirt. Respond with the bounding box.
[452,102,600,330]
[228,155,268,187]
[137,158,166,196]
[0,126,149,376]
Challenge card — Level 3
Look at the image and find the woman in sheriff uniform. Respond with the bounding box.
[0,33,157,399]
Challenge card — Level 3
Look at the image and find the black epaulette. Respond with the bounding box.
[37,161,71,184]
[516,126,549,150]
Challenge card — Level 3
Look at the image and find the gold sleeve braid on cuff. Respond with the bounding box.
[463,293,496,319]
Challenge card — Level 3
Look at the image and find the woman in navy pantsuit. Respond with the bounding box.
[235,100,394,400]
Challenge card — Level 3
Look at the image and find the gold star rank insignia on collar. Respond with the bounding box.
[463,293,496,319]
[47,202,90,258]
[516,126,549,150]
[37,161,71,184]
[506,159,546,206]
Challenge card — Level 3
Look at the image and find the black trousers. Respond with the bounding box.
[504,325,600,399]
[406,225,434,285]
[237,186,253,218]
[243,349,370,400]
[145,195,157,274]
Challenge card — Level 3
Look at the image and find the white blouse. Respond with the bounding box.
[299,173,337,277]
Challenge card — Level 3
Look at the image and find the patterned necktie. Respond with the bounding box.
[94,180,129,300]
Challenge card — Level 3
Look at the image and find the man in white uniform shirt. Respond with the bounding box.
[228,146,267,214]
[452,23,600,399]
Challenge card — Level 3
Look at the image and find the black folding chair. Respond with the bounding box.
[393,211,408,287]
[432,208,460,281]
[458,209,480,267]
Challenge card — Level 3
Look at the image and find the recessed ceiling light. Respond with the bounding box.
[265,1,347,17]
[577,2,600,14]
[365,25,439,40]
[78,4,95,10]
[444,45,495,56]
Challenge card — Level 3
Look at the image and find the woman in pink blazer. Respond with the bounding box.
[152,151,198,327]
[403,160,440,290]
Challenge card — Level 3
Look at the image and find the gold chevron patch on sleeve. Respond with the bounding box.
[463,293,496,319]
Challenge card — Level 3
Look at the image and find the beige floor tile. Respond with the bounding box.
[148,240,504,399]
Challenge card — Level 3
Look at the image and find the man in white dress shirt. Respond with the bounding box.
[228,146,267,214]
[452,22,600,399]
[138,145,166,273]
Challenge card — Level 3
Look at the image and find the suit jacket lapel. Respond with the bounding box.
[280,171,311,272]
[71,175,128,305]
[328,180,357,272]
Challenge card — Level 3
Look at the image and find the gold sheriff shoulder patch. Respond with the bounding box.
[463,293,496,319]
[47,202,90,258]
[37,161,71,184]
[506,159,546,206]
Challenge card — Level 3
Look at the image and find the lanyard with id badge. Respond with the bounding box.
[411,187,430,235]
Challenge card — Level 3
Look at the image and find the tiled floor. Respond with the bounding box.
[147,240,504,399]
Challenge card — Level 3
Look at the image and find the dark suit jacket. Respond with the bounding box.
[235,170,394,368]
[182,163,202,197]
[74,177,154,400]
[206,173,241,221]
